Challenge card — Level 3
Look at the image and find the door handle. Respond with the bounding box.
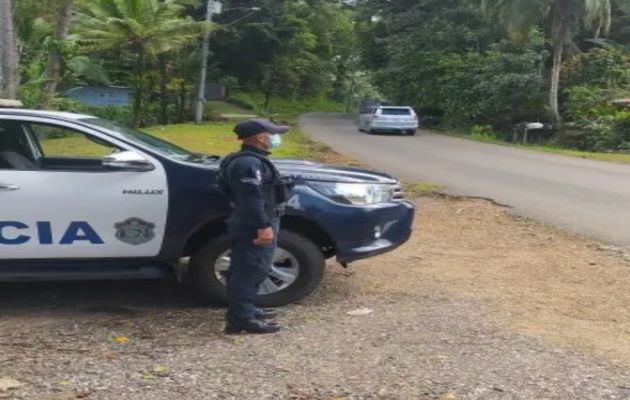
[0,183,19,191]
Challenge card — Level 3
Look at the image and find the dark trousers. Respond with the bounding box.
[226,219,279,323]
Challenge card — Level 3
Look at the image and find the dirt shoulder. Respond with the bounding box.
[318,136,630,365]
[2,195,630,399]
[395,195,630,366]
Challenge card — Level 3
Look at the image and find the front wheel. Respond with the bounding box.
[189,230,325,306]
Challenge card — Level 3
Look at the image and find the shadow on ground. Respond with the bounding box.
[0,279,208,317]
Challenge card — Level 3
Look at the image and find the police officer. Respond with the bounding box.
[220,118,290,334]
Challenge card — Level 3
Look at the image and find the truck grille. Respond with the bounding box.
[393,184,404,200]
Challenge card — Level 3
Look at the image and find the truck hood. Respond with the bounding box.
[271,159,398,184]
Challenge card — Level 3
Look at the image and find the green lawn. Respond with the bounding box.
[231,92,345,119]
[41,136,114,158]
[143,123,318,159]
[39,122,322,160]
[205,100,255,116]
[448,132,630,165]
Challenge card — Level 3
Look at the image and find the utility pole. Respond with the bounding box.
[0,0,18,99]
[0,33,4,93]
[195,0,221,123]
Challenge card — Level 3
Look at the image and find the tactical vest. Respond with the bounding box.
[218,151,291,218]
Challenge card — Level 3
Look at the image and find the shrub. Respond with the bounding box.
[556,117,614,151]
[564,85,629,120]
[469,125,498,141]
[609,112,630,151]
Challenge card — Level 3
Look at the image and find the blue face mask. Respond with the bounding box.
[268,134,282,149]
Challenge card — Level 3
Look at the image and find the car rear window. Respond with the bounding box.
[381,108,412,116]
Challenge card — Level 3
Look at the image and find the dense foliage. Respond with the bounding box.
[1,0,356,126]
[1,0,630,151]
[356,0,630,151]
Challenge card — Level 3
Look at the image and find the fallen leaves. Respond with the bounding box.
[346,307,374,316]
[141,365,171,380]
[113,335,130,344]
[0,377,22,392]
[151,365,170,377]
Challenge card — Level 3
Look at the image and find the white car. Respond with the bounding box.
[358,106,419,136]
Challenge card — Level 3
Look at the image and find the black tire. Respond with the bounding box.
[189,230,325,307]
[407,129,417,136]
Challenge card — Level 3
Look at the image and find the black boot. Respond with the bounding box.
[254,307,277,320]
[225,319,281,334]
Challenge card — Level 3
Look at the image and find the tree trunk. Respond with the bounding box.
[132,49,145,127]
[159,57,169,125]
[345,77,355,113]
[41,0,73,108]
[263,81,273,113]
[177,80,186,123]
[549,41,563,127]
[0,0,19,99]
[263,91,271,113]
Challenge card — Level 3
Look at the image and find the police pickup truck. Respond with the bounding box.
[0,107,414,306]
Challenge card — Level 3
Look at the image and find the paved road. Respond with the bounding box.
[300,113,630,246]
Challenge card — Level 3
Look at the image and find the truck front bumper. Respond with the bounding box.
[285,187,416,265]
[333,200,415,264]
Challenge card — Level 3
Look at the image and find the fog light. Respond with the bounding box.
[374,226,383,239]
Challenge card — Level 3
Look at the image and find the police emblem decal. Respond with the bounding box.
[114,218,156,245]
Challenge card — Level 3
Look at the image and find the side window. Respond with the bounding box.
[0,119,38,170]
[29,123,119,159]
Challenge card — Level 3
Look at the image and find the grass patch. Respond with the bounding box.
[231,92,345,121]
[144,122,319,159]
[518,145,630,164]
[447,131,630,165]
[205,100,255,116]
[404,182,444,197]
[39,123,317,159]
[40,136,114,157]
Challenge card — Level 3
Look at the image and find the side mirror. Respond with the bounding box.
[103,150,154,172]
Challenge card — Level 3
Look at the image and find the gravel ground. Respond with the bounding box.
[2,196,630,400]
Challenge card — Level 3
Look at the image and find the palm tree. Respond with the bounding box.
[483,0,612,125]
[74,0,207,126]
[41,0,73,108]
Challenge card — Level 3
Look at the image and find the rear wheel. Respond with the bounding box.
[407,129,417,136]
[189,230,325,306]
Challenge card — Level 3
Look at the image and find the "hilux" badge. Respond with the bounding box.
[123,189,164,195]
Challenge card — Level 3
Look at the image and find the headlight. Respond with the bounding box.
[307,182,395,205]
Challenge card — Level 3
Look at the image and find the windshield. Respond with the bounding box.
[81,117,196,161]
[381,108,412,116]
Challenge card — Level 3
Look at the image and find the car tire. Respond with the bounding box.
[189,230,325,307]
[407,129,417,136]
